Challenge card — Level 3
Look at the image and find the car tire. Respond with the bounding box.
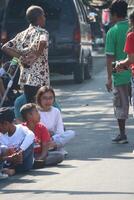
[84,55,93,80]
[73,62,84,84]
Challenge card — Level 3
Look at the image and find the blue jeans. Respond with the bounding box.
[0,145,8,171]
[14,144,34,173]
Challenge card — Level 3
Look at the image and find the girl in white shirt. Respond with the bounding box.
[36,86,75,156]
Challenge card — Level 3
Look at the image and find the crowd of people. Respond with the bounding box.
[0,86,75,179]
[0,5,75,179]
[1,0,134,181]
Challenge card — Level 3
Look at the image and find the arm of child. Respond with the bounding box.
[37,142,49,160]
[19,126,35,151]
[36,123,51,160]
[55,109,64,135]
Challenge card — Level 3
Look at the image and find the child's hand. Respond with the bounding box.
[48,140,57,150]
[11,151,23,165]
[115,62,126,72]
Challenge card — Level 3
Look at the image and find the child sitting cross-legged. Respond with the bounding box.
[36,86,76,157]
[0,107,35,176]
[20,103,64,168]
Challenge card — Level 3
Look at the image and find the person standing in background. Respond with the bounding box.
[105,0,131,144]
[2,5,50,103]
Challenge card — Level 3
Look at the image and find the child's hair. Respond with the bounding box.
[26,5,45,25]
[20,103,37,121]
[0,107,15,123]
[36,86,55,107]
[110,0,128,18]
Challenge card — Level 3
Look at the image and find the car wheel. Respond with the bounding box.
[73,62,84,84]
[84,55,93,80]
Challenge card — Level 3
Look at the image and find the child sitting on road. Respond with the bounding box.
[20,103,64,167]
[36,86,76,157]
[0,107,35,176]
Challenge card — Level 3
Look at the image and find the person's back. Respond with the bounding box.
[106,20,128,60]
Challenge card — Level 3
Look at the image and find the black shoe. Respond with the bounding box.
[112,134,128,144]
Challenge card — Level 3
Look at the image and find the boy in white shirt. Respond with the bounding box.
[0,107,34,175]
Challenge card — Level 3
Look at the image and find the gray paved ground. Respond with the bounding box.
[1,53,134,200]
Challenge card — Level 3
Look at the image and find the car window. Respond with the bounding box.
[60,0,75,23]
[5,0,74,22]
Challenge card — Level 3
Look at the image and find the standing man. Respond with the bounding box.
[105,0,131,143]
[2,5,50,103]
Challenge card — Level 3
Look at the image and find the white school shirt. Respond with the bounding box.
[0,124,34,151]
[39,106,64,135]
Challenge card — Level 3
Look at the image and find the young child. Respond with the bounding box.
[36,86,76,157]
[20,103,64,167]
[0,107,35,175]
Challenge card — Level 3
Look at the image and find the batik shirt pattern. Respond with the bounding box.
[6,24,50,87]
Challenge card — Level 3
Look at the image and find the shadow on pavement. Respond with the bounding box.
[0,170,60,189]
[1,189,134,195]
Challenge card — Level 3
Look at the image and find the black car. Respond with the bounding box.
[0,0,93,83]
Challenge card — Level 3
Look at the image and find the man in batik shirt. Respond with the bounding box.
[2,5,50,102]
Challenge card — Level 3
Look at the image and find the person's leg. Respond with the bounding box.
[131,78,134,117]
[52,130,75,147]
[33,150,64,168]
[14,93,27,122]
[15,144,34,173]
[0,146,9,179]
[52,130,75,156]
[117,119,126,137]
[0,145,8,170]
[113,85,130,143]
[45,151,64,166]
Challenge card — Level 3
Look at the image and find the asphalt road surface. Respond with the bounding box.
[1,52,134,200]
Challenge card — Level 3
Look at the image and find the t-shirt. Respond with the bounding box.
[39,106,64,135]
[24,122,51,154]
[4,24,50,87]
[124,31,134,76]
[0,124,34,151]
[105,20,128,60]
[105,20,131,85]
